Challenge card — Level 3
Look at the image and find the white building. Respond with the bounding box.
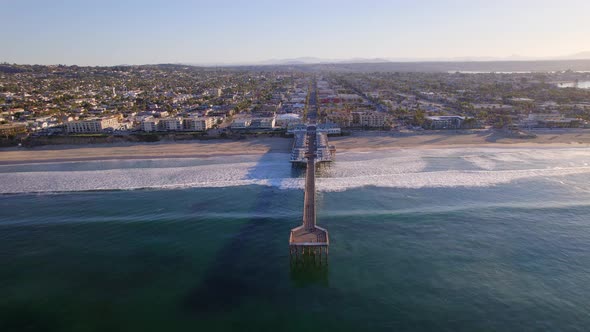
[317,123,341,135]
[65,117,119,133]
[158,117,183,131]
[425,116,465,129]
[275,113,302,128]
[352,111,387,128]
[524,113,583,128]
[183,117,215,131]
[231,118,252,129]
[251,117,276,129]
[140,117,160,132]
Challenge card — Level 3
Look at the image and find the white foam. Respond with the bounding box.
[1,147,590,194]
[462,155,496,170]
[316,167,590,192]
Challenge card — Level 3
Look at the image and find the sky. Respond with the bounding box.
[1,0,590,66]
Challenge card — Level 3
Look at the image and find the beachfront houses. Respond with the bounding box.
[522,113,585,128]
[140,116,216,132]
[231,116,276,130]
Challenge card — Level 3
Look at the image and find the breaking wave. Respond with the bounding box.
[1,147,590,194]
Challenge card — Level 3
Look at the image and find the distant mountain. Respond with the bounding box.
[555,51,590,60]
[254,52,590,65]
[219,59,590,73]
[385,51,590,63]
[181,51,590,68]
[243,57,392,65]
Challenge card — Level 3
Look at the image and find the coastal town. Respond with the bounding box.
[1,63,590,145]
[5,0,590,330]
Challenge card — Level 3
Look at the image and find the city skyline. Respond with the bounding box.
[1,0,590,66]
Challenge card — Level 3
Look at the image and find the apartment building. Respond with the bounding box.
[65,117,119,133]
[140,117,159,132]
[183,117,216,131]
[158,117,183,131]
[351,111,387,128]
[424,116,465,129]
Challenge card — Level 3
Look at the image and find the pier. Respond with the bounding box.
[289,125,330,265]
[290,127,336,164]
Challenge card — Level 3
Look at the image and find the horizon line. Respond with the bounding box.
[3,57,590,68]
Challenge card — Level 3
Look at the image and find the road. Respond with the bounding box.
[306,76,318,124]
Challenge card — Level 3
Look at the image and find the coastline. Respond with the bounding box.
[331,129,590,152]
[1,130,590,165]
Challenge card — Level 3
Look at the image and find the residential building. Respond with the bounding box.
[0,123,27,137]
[352,111,387,128]
[158,117,183,131]
[183,117,215,131]
[326,112,352,128]
[65,117,119,133]
[250,117,276,129]
[317,123,342,135]
[140,117,159,132]
[524,113,583,128]
[424,116,465,129]
[275,113,302,128]
[231,118,252,129]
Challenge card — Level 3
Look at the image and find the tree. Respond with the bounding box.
[412,109,426,126]
[492,115,512,129]
[462,117,477,129]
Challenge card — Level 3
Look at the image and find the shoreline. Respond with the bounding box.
[2,130,590,165]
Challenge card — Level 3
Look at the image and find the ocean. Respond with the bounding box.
[1,147,590,331]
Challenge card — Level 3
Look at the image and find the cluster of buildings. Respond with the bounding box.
[228,76,312,131]
[521,113,585,128]
[314,77,392,128]
[139,116,217,132]
[332,71,590,130]
[0,65,314,138]
[2,64,590,140]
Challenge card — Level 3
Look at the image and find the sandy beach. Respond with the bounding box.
[1,130,590,165]
[331,129,590,151]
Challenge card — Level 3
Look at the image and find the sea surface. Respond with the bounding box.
[2,147,590,331]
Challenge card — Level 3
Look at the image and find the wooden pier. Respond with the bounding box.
[289,125,329,266]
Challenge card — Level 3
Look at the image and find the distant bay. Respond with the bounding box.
[557,81,590,89]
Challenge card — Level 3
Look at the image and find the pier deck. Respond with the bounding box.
[290,129,336,164]
[290,125,329,265]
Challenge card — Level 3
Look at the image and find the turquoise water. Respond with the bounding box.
[2,148,590,331]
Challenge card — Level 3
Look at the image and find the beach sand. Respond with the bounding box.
[0,138,292,165]
[1,130,590,165]
[331,129,590,151]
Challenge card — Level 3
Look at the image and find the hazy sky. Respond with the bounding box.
[1,0,589,65]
